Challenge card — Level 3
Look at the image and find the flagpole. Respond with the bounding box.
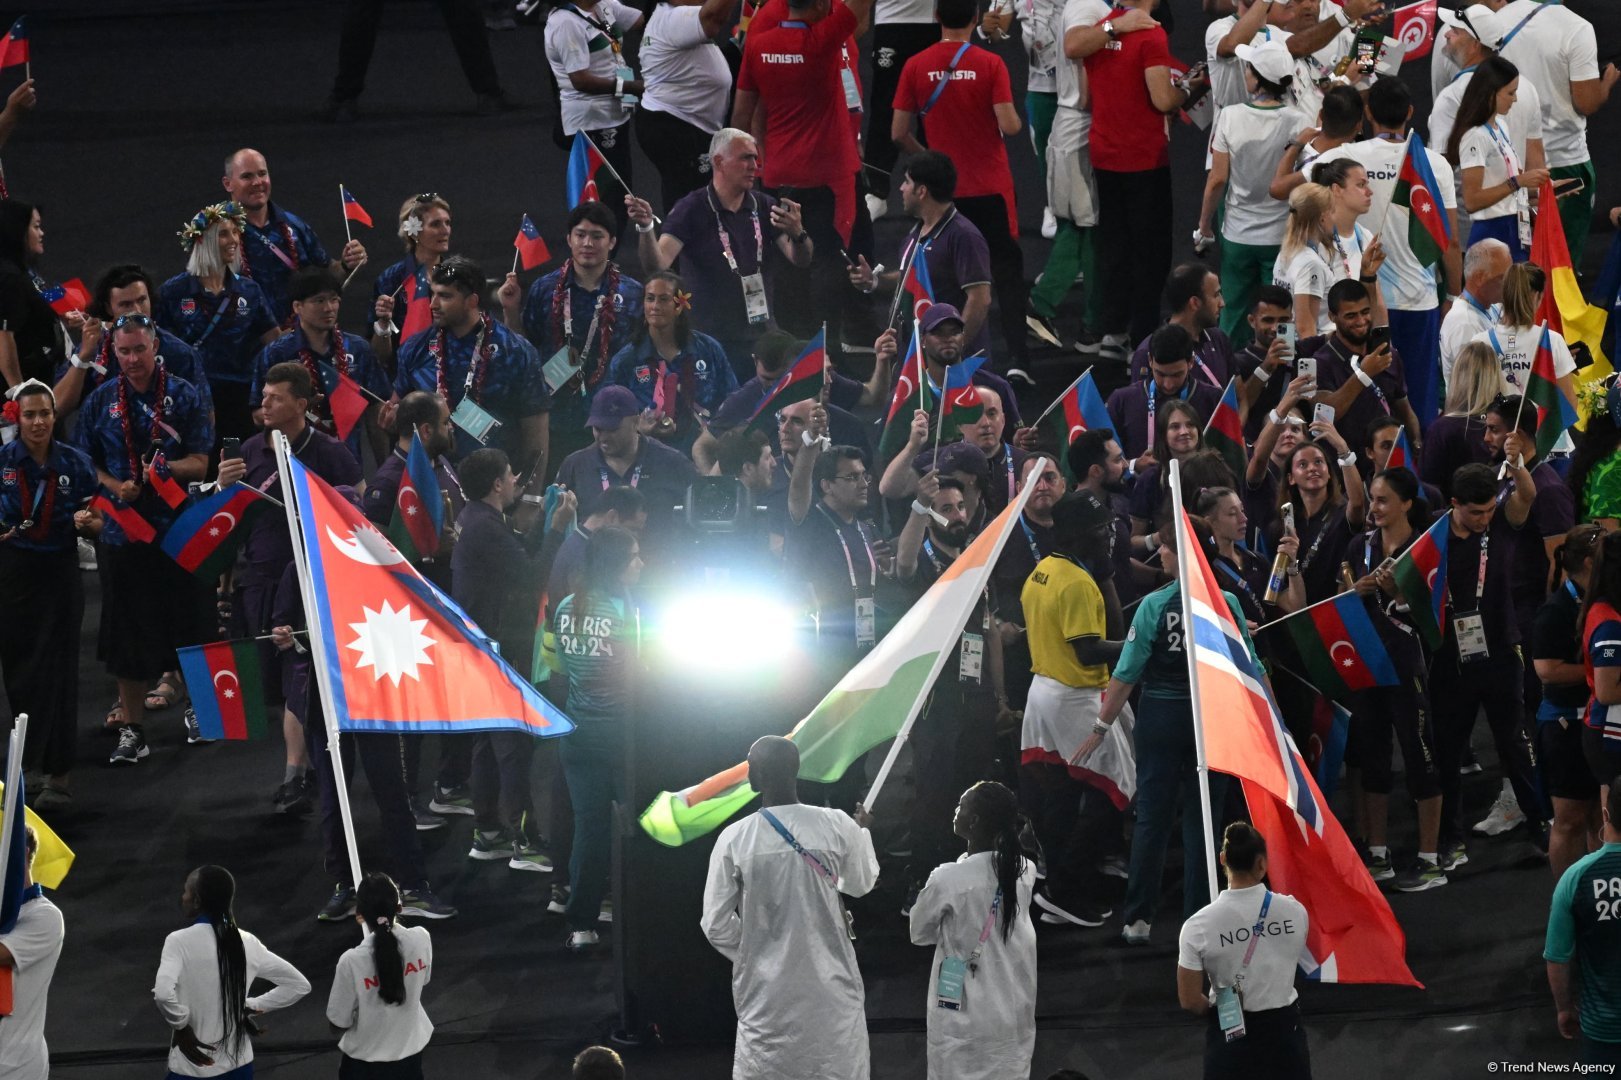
[1369,133,1411,239]
[865,464,1048,810]
[1169,458,1221,906]
[274,431,364,889]
[584,132,659,224]
[886,236,920,330]
[1202,376,1237,438]
[1031,367,1091,429]
[1250,586,1360,635]
[340,184,352,244]
[1503,343,1534,478]
[0,714,28,913]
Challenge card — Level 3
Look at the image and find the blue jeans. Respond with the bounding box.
[1123,695,1228,926]
[1389,306,1441,424]
[562,723,624,931]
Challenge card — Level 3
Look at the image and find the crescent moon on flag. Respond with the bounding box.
[897,374,913,401]
[210,511,237,531]
[213,668,238,689]
[1069,423,1084,441]
[326,524,408,567]
[914,299,932,322]
[1426,567,1439,590]
[1329,640,1357,667]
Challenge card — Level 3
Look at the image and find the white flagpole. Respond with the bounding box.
[274,431,363,889]
[1031,367,1092,429]
[340,184,353,244]
[1170,458,1222,905]
[865,462,1048,809]
[0,714,27,904]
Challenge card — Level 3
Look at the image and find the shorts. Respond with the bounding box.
[1540,713,1599,801]
[1581,723,1621,790]
[96,541,213,681]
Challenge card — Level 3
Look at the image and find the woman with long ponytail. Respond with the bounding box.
[908,780,1036,1080]
[328,872,435,1077]
[154,865,310,1077]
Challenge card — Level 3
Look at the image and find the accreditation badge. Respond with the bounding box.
[450,397,502,445]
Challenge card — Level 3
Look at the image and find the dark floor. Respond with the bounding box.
[8,0,1621,1076]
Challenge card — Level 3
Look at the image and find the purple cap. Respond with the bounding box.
[586,385,641,429]
[919,303,965,334]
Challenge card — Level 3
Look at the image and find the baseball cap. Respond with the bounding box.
[1437,4,1508,47]
[1235,41,1295,86]
[913,440,990,481]
[1053,491,1115,534]
[919,303,966,334]
[586,385,640,429]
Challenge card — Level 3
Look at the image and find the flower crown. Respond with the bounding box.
[177,201,247,252]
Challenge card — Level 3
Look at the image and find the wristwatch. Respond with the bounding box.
[1103,19,1118,40]
[790,231,809,244]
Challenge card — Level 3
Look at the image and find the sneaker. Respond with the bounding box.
[1442,841,1469,870]
[109,725,148,765]
[510,839,555,873]
[182,707,213,746]
[901,882,921,918]
[1473,783,1525,836]
[1033,891,1112,927]
[1393,861,1448,893]
[1026,311,1064,348]
[566,929,600,950]
[1041,206,1058,240]
[598,900,614,925]
[1459,746,1483,775]
[76,536,97,571]
[1006,367,1036,389]
[1073,326,1102,355]
[430,784,476,816]
[317,885,356,922]
[1099,332,1130,360]
[1121,919,1152,945]
[1365,850,1395,883]
[468,829,512,861]
[1100,855,1129,880]
[548,883,570,915]
[276,774,314,817]
[399,886,458,920]
[412,800,446,832]
[864,193,888,223]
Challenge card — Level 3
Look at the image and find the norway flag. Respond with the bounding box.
[1174,486,1421,987]
[284,440,574,740]
[567,132,608,208]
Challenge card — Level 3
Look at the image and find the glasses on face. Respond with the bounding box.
[113,313,154,330]
[833,472,870,485]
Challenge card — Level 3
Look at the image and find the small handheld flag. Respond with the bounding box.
[388,433,445,561]
[1389,513,1451,649]
[1385,425,1414,472]
[0,18,27,74]
[1391,131,1451,268]
[513,214,552,272]
[148,452,190,510]
[744,329,826,431]
[1202,376,1246,483]
[1526,324,1579,459]
[37,278,89,317]
[567,133,609,208]
[936,355,988,446]
[317,364,371,442]
[177,640,269,741]
[892,247,936,328]
[90,494,156,543]
[1036,369,1111,482]
[158,482,272,579]
[340,186,372,229]
[878,328,931,463]
[1278,592,1402,704]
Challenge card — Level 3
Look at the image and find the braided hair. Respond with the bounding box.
[356,872,407,1006]
[191,866,249,1056]
[965,781,1024,942]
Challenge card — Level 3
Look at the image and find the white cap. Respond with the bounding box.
[1436,4,1510,49]
[1235,40,1295,86]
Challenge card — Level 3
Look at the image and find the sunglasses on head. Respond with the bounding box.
[113,313,154,330]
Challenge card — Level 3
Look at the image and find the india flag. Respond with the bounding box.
[638,461,1048,847]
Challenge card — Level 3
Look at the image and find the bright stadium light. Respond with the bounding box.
[657,587,799,673]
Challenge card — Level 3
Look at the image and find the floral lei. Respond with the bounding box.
[431,311,494,406]
[295,318,350,429]
[550,259,619,389]
[116,361,167,480]
[236,218,301,282]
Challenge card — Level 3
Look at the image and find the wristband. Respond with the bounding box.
[634,220,655,234]
[911,499,932,517]
[1337,451,1357,468]
[1358,274,1378,283]
[69,352,92,370]
[1352,360,1373,388]
[1331,5,1350,27]
[1267,408,1283,426]
[520,493,545,505]
[1507,176,1520,192]
[1092,721,1110,735]
[801,430,830,450]
[615,76,625,97]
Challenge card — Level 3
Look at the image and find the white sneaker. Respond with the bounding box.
[1472,782,1525,836]
[598,900,613,924]
[565,929,600,950]
[1041,207,1058,240]
[865,193,888,223]
[77,537,97,571]
[1099,333,1129,360]
[1121,919,1151,945]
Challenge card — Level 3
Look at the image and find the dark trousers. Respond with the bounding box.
[1203,1004,1311,1080]
[636,107,713,214]
[864,22,940,198]
[0,547,81,777]
[1020,761,1113,910]
[954,193,1029,370]
[470,730,535,836]
[306,712,426,890]
[401,733,472,800]
[1094,166,1173,344]
[908,686,997,873]
[1351,666,1441,799]
[1125,695,1228,925]
[537,736,574,870]
[562,723,623,930]
[333,0,502,101]
[1432,648,1542,846]
[769,182,872,359]
[339,1052,424,1079]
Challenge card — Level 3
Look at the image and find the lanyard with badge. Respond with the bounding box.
[925,537,987,683]
[818,503,877,648]
[600,463,641,490]
[566,0,636,92]
[759,807,857,940]
[936,887,1001,1012]
[707,188,770,326]
[190,290,238,348]
[1482,120,1533,248]
[1329,338,1389,415]
[1146,379,1192,434]
[11,463,54,537]
[1215,890,1272,1042]
[549,288,610,399]
[920,42,973,118]
[1452,528,1492,664]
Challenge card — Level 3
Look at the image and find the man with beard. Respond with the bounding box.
[1310,279,1414,452]
[878,382,1028,518]
[1127,264,1234,387]
[893,473,1010,911]
[1069,427,1141,607]
[914,303,1021,442]
[1234,285,1295,443]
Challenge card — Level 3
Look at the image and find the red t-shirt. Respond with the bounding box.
[750,0,864,145]
[1082,10,1177,173]
[739,3,861,188]
[893,41,1016,214]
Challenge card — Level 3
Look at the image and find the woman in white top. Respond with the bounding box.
[908,780,1036,1080]
[636,0,737,211]
[328,873,435,1079]
[1177,822,1311,1080]
[1272,183,1340,338]
[154,865,310,1078]
[1198,40,1309,347]
[1473,262,1577,399]
[545,0,647,230]
[1310,158,1382,288]
[1447,56,1551,262]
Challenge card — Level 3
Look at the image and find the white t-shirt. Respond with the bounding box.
[1273,244,1337,336]
[1178,883,1309,1012]
[875,0,933,25]
[1055,0,1110,111]
[0,896,62,1080]
[545,0,643,136]
[1473,320,1578,393]
[1312,138,1457,312]
[154,924,310,1077]
[1292,25,1356,121]
[1429,69,1544,170]
[1213,102,1309,246]
[1205,19,1292,112]
[1496,0,1601,168]
[327,924,435,1062]
[641,4,733,133]
[1439,294,1500,387]
[1023,0,1064,94]
[1458,122,1526,221]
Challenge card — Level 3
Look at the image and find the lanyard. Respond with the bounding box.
[1483,120,1520,179]
[600,463,641,490]
[12,461,54,536]
[817,503,875,590]
[1462,291,1491,320]
[1486,326,1525,388]
[1471,528,1490,607]
[190,289,237,348]
[966,887,1003,970]
[920,42,973,117]
[566,2,623,53]
[1566,579,1580,602]
[1017,514,1043,564]
[1238,891,1273,976]
[706,188,764,277]
[1146,379,1190,433]
[255,222,299,272]
[759,807,841,887]
[1498,3,1547,51]
[1193,332,1220,388]
[563,283,609,359]
[1000,444,1015,502]
[1331,229,1362,281]
[1297,504,1334,571]
[1215,554,1262,610]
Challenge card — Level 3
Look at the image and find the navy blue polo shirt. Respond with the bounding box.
[241,203,332,325]
[74,372,213,545]
[553,435,699,530]
[155,272,278,385]
[0,439,100,553]
[661,186,788,371]
[607,331,739,418]
[393,319,550,461]
[520,266,644,434]
[60,331,214,417]
[251,327,391,459]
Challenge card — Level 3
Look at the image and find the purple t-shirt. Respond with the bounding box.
[903,212,993,360]
[663,186,788,371]
[238,425,362,582]
[1104,379,1223,461]
[1313,336,1407,452]
[1510,461,1575,620]
[1128,327,1236,388]
[1420,413,1494,501]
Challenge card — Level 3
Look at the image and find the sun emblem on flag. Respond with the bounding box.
[347,599,436,685]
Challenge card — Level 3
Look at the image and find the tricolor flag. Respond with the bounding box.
[1391,131,1451,268]
[745,329,825,431]
[1385,425,1414,472]
[1279,591,1401,704]
[388,433,444,561]
[341,187,372,228]
[1532,180,1611,379]
[1038,369,1111,483]
[318,364,370,442]
[158,482,272,580]
[0,18,26,73]
[1173,490,1421,987]
[1527,323,1579,459]
[640,462,1048,846]
[902,248,935,324]
[1203,376,1246,483]
[148,452,190,510]
[1389,513,1450,650]
[937,355,987,441]
[1308,685,1352,801]
[90,494,156,543]
[177,639,269,741]
[284,444,574,739]
[38,278,89,317]
[878,327,931,463]
[567,132,609,208]
[514,214,551,271]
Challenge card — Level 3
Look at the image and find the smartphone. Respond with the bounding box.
[221,437,242,460]
[1554,177,1586,199]
[1278,322,1298,362]
[1367,325,1391,354]
[1314,402,1336,427]
[1295,352,1316,384]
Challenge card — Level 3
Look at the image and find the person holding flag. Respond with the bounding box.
[544,0,645,236]
[1364,416,1443,510]
[0,381,98,809]
[371,194,454,372]
[1474,262,1578,399]
[0,826,64,1080]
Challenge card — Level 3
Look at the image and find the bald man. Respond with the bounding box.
[702,737,879,1080]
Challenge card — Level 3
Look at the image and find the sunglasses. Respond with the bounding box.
[112,313,154,330]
